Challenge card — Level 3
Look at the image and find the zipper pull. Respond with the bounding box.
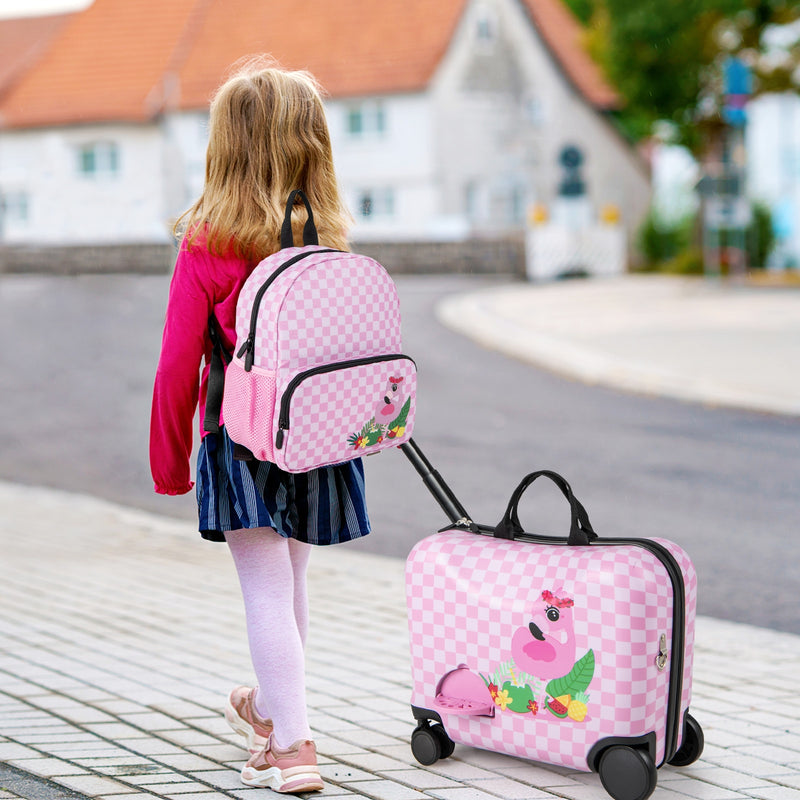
[275,428,285,450]
[237,335,254,371]
[236,335,252,359]
[656,634,668,671]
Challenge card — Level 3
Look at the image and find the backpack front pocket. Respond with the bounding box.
[274,355,417,472]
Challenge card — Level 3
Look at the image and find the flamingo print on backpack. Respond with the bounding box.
[347,374,413,451]
[375,376,405,422]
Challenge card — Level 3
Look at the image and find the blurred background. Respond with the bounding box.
[1,0,798,275]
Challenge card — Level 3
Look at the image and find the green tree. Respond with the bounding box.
[563,0,800,152]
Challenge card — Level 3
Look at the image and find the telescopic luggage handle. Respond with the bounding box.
[493,470,597,546]
[400,439,474,528]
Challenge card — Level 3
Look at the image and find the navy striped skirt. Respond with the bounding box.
[196,427,371,545]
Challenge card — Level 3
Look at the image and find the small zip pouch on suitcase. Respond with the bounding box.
[405,469,703,800]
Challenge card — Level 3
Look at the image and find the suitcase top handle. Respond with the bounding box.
[493,469,597,546]
[280,189,320,249]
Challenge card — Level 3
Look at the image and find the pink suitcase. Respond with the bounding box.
[401,443,703,800]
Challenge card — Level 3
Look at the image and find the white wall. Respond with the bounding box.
[0,123,170,244]
[431,0,542,236]
[161,111,208,221]
[168,99,440,243]
[327,94,439,240]
[746,92,800,267]
[0,0,651,251]
[430,0,651,250]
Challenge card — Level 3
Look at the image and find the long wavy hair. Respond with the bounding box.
[175,57,351,259]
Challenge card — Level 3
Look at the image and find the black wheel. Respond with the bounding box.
[411,724,441,765]
[598,746,657,800]
[430,723,455,759]
[669,713,704,767]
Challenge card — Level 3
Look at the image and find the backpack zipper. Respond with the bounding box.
[237,248,339,371]
[275,354,416,450]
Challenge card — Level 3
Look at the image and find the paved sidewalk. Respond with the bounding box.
[2,482,800,800]
[438,275,800,417]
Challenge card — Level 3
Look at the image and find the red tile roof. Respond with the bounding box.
[0,0,619,129]
[175,0,466,108]
[0,12,71,102]
[0,0,201,127]
[520,0,620,109]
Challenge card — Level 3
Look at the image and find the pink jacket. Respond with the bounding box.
[150,240,255,495]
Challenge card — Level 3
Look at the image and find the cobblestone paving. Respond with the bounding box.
[2,482,800,800]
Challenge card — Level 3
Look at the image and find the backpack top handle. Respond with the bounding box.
[280,190,320,249]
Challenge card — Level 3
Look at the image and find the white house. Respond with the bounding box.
[746,92,800,268]
[0,0,650,264]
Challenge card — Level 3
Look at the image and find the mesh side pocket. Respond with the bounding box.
[221,359,277,461]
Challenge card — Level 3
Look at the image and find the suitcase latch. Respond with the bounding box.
[655,634,668,671]
[439,517,479,533]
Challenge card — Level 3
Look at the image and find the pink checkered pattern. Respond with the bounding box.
[277,357,416,473]
[235,248,402,372]
[225,246,413,472]
[406,530,697,772]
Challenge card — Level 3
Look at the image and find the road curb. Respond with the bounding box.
[436,285,800,418]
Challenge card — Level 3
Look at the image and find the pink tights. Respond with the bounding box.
[226,527,312,749]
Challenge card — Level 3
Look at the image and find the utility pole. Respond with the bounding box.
[700,56,752,279]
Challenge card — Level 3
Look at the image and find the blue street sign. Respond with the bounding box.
[724,57,752,96]
[723,57,752,127]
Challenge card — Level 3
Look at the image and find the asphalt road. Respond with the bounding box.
[1,272,798,634]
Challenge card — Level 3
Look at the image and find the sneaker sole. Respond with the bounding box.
[224,697,269,754]
[241,765,323,793]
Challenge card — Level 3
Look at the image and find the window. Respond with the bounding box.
[2,191,29,224]
[476,16,493,40]
[77,142,120,177]
[358,188,394,219]
[346,102,386,138]
[464,180,479,221]
[511,185,526,224]
[475,4,497,42]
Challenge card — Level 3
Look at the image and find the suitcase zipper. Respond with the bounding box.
[275,354,416,450]
[237,248,339,371]
[467,526,686,765]
[621,536,686,765]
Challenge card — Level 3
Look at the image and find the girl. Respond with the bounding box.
[150,59,370,794]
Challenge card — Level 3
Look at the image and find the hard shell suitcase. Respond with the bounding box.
[400,441,703,800]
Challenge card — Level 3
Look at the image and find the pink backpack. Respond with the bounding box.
[206,191,416,473]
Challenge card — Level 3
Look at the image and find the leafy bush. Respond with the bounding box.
[661,247,704,275]
[636,209,694,269]
[636,202,775,272]
[746,202,774,269]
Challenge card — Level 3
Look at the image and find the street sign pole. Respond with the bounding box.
[698,57,752,279]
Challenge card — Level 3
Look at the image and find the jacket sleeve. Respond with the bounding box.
[149,244,214,495]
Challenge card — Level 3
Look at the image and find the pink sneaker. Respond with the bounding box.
[240,735,323,793]
[224,686,273,754]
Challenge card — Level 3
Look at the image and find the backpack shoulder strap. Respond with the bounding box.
[203,315,232,434]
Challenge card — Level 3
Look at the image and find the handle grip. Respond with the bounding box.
[280,189,320,249]
[493,469,597,546]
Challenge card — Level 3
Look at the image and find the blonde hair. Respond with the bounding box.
[176,57,351,259]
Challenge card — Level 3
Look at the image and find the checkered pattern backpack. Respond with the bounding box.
[204,190,416,473]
